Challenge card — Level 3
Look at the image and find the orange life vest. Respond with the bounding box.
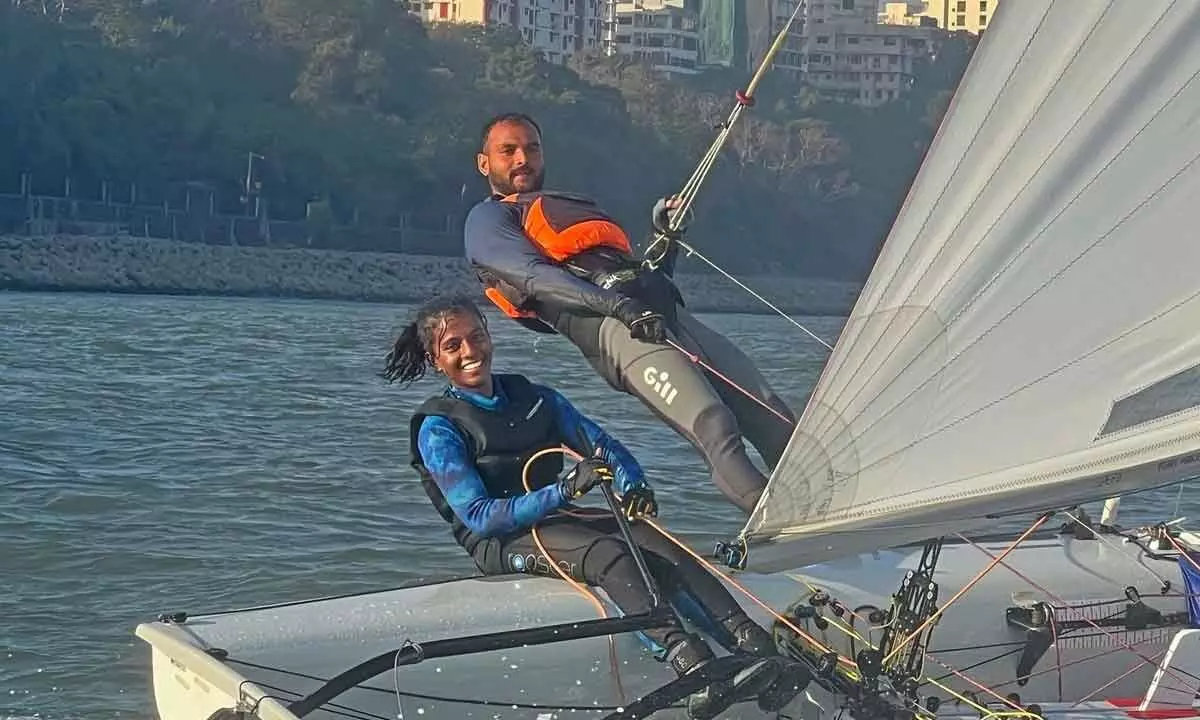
[483,191,634,319]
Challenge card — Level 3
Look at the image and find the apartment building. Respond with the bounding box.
[908,0,995,34]
[795,0,939,106]
[408,0,606,65]
[614,0,701,75]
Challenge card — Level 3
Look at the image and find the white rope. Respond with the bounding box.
[640,0,837,352]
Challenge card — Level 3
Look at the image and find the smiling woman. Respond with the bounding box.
[379,294,810,719]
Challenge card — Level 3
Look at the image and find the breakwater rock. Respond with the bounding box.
[0,235,862,316]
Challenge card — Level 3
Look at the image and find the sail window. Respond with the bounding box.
[1099,364,1200,438]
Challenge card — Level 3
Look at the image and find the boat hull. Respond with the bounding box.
[135,530,1193,720]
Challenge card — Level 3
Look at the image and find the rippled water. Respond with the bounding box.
[0,292,840,720]
[1,291,1189,720]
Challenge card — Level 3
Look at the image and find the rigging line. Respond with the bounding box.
[643,0,806,247]
[226,656,644,712]
[925,676,1028,719]
[801,576,1035,715]
[521,448,628,706]
[952,636,1155,695]
[642,513,846,665]
[532,445,860,669]
[523,445,1043,719]
[797,585,1007,719]
[1063,510,1173,588]
[1167,533,1200,575]
[885,515,1052,665]
[631,0,835,350]
[959,533,1200,689]
[1069,649,1170,709]
[636,513,1028,718]
[672,242,836,351]
[665,338,796,425]
[248,680,394,720]
[393,648,406,720]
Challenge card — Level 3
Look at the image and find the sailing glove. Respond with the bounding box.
[651,196,692,237]
[620,487,658,521]
[560,457,614,500]
[613,297,667,344]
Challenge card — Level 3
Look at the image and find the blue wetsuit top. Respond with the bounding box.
[416,377,648,538]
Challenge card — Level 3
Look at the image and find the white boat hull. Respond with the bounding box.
[135,529,1197,720]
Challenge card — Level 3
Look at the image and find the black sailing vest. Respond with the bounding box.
[409,373,565,556]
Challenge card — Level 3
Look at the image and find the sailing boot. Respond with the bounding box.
[722,615,813,713]
[666,633,780,720]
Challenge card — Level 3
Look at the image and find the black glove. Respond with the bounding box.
[560,457,614,500]
[613,297,667,344]
[651,196,692,237]
[620,486,658,521]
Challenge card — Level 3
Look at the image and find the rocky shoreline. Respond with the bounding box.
[0,234,862,316]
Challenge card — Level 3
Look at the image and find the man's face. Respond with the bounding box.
[477,119,545,196]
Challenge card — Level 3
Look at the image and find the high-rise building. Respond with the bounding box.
[905,0,995,34]
[408,0,606,65]
[788,0,940,106]
[614,0,702,75]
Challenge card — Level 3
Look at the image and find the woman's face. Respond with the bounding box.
[430,311,494,394]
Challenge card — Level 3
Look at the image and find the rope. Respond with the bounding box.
[519,444,1199,719]
[520,448,628,706]
[522,446,864,675]
[520,444,1041,719]
[959,532,1200,691]
[636,0,836,351]
[1063,509,1173,591]
[665,338,796,426]
[643,0,805,247]
[883,514,1052,665]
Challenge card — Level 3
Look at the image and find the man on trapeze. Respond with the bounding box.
[461,112,796,516]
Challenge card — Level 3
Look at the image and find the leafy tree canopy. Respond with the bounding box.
[0,0,977,279]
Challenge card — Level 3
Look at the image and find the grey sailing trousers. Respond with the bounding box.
[596,308,796,514]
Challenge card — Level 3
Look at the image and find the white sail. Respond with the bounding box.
[741,0,1200,573]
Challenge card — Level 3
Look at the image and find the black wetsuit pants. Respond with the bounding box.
[594,307,796,514]
[473,512,747,652]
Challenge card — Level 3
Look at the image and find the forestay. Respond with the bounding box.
[740,0,1200,573]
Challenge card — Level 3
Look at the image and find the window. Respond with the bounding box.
[841,0,854,9]
[955,13,965,25]
[955,0,965,10]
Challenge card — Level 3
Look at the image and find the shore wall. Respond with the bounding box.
[0,234,863,316]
